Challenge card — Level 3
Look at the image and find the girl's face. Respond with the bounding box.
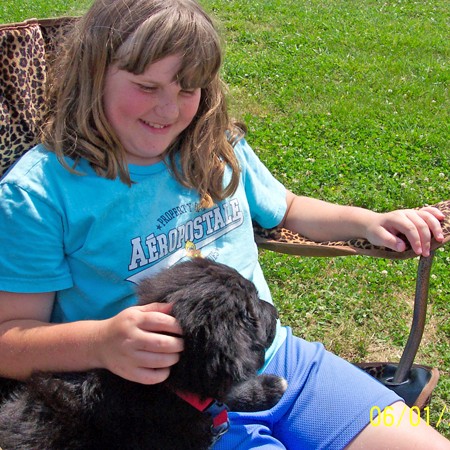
[103,54,201,165]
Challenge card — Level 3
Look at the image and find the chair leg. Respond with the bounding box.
[354,251,440,408]
[392,251,435,384]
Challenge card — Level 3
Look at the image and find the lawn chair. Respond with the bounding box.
[1,16,449,411]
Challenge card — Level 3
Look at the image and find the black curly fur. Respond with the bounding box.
[0,258,287,450]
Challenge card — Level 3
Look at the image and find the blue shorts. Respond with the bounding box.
[213,327,401,449]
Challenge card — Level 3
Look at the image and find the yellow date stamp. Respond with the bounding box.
[370,404,448,428]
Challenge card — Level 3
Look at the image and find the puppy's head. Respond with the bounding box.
[137,258,278,400]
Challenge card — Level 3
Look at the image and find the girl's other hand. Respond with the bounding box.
[365,206,445,257]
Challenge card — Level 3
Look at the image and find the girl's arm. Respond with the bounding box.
[281,191,445,257]
[0,291,183,383]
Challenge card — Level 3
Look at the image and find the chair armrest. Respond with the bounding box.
[254,199,450,259]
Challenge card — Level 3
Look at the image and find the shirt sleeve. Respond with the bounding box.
[234,138,287,229]
[0,182,73,293]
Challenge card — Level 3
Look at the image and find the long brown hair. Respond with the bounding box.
[41,0,243,207]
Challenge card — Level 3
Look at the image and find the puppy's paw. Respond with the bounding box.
[225,374,287,412]
[255,374,288,409]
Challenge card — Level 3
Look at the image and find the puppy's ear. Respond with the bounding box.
[136,277,165,305]
[256,300,279,348]
[136,259,216,306]
[136,265,193,305]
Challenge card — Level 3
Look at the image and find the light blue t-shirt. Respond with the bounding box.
[0,139,287,366]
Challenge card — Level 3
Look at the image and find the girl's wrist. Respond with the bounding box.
[87,318,111,371]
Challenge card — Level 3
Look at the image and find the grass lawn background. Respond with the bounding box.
[2,0,449,437]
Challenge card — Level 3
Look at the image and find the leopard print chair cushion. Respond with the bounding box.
[0,17,75,178]
[0,19,45,175]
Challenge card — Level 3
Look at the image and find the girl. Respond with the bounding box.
[0,0,448,448]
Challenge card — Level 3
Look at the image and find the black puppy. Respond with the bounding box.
[0,258,287,450]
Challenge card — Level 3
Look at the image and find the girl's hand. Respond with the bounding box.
[365,206,445,256]
[97,302,184,385]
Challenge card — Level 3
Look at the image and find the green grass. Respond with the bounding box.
[0,0,90,21]
[2,0,449,438]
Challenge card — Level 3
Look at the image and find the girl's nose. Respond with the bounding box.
[155,94,179,120]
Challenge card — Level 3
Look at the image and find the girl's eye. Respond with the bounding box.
[180,88,199,96]
[137,84,157,93]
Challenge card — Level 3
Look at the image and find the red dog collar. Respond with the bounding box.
[173,390,230,437]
